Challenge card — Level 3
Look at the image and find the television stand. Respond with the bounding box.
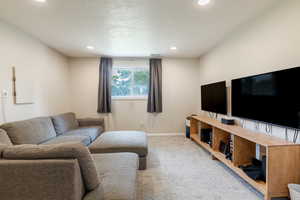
[190,115,300,200]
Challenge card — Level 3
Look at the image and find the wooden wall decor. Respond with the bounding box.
[12,66,34,105]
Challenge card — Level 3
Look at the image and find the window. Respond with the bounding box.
[112,66,149,99]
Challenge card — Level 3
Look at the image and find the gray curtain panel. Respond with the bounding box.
[147,58,163,113]
[97,57,112,113]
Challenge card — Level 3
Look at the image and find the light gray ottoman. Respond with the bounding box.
[89,131,148,170]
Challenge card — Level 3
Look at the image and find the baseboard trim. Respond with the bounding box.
[147,133,184,136]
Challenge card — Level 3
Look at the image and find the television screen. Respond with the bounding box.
[232,67,300,129]
[201,81,227,115]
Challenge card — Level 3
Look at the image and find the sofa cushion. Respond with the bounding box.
[64,126,103,143]
[0,129,12,146]
[41,135,91,146]
[89,131,148,157]
[3,143,100,191]
[91,153,138,200]
[0,144,8,158]
[51,113,79,135]
[0,129,11,158]
[83,185,104,200]
[0,117,57,145]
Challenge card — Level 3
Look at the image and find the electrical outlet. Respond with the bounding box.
[1,90,9,98]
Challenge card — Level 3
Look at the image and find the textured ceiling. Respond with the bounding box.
[0,0,277,58]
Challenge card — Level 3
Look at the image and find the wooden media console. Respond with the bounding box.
[190,115,300,200]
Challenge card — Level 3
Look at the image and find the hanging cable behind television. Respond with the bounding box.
[293,130,299,143]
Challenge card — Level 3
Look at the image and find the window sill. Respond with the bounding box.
[112,96,148,101]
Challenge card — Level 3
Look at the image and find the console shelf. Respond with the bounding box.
[190,115,300,200]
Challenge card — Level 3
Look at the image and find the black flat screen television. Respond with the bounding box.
[232,67,300,129]
[201,81,227,115]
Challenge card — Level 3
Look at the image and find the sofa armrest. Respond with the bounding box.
[3,143,100,191]
[83,185,104,200]
[77,118,105,129]
[0,159,85,200]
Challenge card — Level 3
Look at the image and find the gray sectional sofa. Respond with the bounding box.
[0,113,148,200]
[1,114,105,146]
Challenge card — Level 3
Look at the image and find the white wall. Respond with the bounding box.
[0,21,71,124]
[69,57,199,133]
[198,1,300,141]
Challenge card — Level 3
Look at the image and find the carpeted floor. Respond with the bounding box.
[137,135,264,200]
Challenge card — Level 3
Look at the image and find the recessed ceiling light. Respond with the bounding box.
[198,0,210,6]
[34,0,47,3]
[170,46,177,50]
[86,46,95,50]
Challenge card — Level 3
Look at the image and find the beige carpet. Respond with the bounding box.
[138,135,263,200]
